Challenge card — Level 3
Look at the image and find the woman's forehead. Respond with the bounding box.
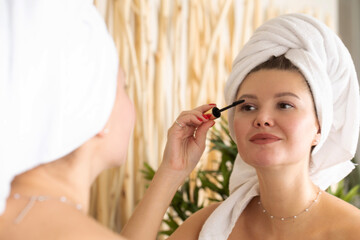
[236,69,310,96]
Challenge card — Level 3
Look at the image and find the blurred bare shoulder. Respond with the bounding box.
[0,201,125,240]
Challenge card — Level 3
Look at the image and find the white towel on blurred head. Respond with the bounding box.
[199,13,360,240]
[0,0,118,215]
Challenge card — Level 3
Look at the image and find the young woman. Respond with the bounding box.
[168,14,360,240]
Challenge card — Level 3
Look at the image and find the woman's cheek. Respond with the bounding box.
[233,118,247,146]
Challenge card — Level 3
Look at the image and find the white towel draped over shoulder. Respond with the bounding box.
[199,13,360,240]
[0,0,118,215]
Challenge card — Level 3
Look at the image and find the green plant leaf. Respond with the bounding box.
[343,185,360,203]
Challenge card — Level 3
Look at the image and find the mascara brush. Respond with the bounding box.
[212,99,245,118]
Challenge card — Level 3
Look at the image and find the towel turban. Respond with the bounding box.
[199,13,360,240]
[0,0,118,215]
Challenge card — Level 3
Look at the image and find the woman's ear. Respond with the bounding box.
[312,131,321,146]
[97,127,109,138]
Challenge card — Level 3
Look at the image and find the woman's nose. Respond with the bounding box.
[253,111,274,128]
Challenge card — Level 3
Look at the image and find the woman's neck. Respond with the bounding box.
[255,162,320,229]
[10,149,104,213]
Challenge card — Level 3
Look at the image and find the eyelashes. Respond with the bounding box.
[239,104,256,112]
[237,102,295,112]
[277,102,294,109]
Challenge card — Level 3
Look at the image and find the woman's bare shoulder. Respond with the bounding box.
[0,203,125,240]
[66,215,125,240]
[321,192,360,239]
[326,215,360,240]
[38,211,126,240]
[168,202,222,240]
[334,202,360,239]
[323,191,360,217]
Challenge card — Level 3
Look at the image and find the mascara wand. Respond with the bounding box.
[212,99,245,118]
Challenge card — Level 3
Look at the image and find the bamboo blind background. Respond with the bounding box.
[89,0,337,233]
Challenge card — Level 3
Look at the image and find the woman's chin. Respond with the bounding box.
[105,154,127,168]
[115,156,127,167]
[242,153,286,168]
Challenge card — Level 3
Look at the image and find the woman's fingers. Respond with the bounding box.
[193,120,215,149]
[193,103,216,114]
[163,103,217,172]
[172,104,216,131]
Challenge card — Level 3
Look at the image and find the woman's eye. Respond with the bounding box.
[240,104,256,111]
[278,102,294,109]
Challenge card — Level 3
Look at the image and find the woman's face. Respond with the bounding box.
[101,66,135,166]
[233,69,320,169]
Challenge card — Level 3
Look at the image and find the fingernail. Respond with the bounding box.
[205,114,212,119]
[209,103,216,106]
[197,117,203,122]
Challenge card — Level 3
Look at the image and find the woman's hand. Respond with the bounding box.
[121,104,216,240]
[160,104,216,176]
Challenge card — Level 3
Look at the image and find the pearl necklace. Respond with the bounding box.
[13,193,83,224]
[257,189,322,221]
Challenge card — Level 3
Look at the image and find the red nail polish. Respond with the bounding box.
[197,117,203,122]
[205,114,212,119]
[209,103,216,106]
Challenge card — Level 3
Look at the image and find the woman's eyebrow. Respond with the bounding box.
[237,92,300,100]
[274,92,300,99]
[237,94,257,100]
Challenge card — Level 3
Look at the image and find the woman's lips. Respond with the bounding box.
[249,133,281,144]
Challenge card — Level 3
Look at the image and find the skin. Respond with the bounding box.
[0,65,216,240]
[168,70,360,240]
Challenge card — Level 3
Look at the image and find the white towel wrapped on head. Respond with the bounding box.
[199,13,360,240]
